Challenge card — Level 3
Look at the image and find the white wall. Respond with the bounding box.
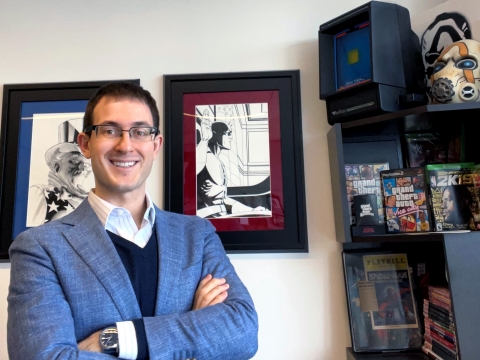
[0,0,443,359]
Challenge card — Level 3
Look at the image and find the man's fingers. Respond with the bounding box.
[193,276,229,310]
[208,291,228,306]
[197,284,229,309]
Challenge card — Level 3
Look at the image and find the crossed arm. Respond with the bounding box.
[8,220,258,360]
[78,274,230,352]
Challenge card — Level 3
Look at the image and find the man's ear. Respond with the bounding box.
[54,163,60,173]
[152,134,163,160]
[77,132,91,159]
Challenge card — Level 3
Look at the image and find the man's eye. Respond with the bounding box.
[457,58,477,69]
[433,62,446,73]
[134,129,148,137]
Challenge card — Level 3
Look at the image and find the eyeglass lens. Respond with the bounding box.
[96,125,156,141]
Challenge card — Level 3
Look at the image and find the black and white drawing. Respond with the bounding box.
[195,103,272,219]
[26,115,94,226]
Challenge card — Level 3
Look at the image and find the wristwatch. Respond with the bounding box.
[99,326,119,356]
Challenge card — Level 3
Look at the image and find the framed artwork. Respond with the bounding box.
[164,71,307,253]
[343,251,422,353]
[0,79,139,259]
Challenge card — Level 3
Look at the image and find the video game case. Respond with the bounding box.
[423,305,454,323]
[429,292,452,307]
[424,311,455,330]
[425,318,456,339]
[353,194,379,226]
[422,345,446,360]
[345,163,389,225]
[425,333,456,353]
[428,285,451,298]
[405,129,464,168]
[424,300,453,318]
[424,316,455,332]
[427,163,477,231]
[429,297,452,313]
[431,339,457,360]
[380,167,431,233]
[425,327,456,347]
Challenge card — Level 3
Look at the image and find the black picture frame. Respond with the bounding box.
[164,70,308,253]
[343,250,423,353]
[0,79,140,260]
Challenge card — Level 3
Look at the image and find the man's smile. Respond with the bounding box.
[111,161,138,168]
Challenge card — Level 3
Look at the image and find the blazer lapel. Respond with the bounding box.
[61,201,142,320]
[154,208,184,315]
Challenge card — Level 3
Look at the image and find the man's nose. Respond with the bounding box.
[115,131,134,151]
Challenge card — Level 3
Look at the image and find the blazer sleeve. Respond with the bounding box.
[142,219,259,360]
[7,230,114,360]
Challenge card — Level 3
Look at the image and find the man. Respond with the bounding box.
[8,82,258,359]
[27,120,92,226]
[441,185,475,230]
[416,210,429,231]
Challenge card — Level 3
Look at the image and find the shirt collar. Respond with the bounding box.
[88,189,155,228]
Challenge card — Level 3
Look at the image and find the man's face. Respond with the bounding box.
[419,211,426,222]
[361,166,373,180]
[386,208,394,218]
[219,128,232,150]
[56,151,91,197]
[78,97,162,203]
[442,188,455,222]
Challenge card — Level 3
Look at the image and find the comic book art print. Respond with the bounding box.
[183,91,285,232]
[164,71,307,252]
[194,103,272,220]
[14,103,95,239]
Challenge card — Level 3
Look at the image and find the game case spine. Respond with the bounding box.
[424,300,453,318]
[422,345,445,360]
[428,286,451,298]
[429,295,452,312]
[425,318,456,340]
[425,328,456,348]
[424,315,455,332]
[431,339,457,360]
[425,331,456,350]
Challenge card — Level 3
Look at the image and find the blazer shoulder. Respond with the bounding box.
[154,207,216,232]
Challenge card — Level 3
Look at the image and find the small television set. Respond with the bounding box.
[319,1,426,125]
[335,21,372,91]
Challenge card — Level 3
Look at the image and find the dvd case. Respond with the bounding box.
[345,163,389,225]
[426,163,476,231]
[380,167,431,233]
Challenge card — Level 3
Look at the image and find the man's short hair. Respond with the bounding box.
[83,82,160,132]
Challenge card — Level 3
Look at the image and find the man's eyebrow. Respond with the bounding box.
[96,120,153,127]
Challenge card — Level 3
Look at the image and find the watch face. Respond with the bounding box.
[100,328,118,349]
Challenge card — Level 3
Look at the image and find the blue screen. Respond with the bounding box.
[335,22,372,91]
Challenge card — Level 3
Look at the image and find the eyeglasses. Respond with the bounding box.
[84,125,159,142]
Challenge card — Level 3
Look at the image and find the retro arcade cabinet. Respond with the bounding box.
[319,1,426,125]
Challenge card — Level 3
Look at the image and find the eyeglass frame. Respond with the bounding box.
[83,124,160,141]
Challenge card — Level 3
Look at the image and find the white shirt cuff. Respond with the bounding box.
[116,321,138,359]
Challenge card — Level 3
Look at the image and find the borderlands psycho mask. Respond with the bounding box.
[431,39,480,103]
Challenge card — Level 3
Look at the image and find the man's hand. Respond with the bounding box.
[78,330,102,352]
[193,274,229,310]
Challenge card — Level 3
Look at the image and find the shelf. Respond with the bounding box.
[340,102,480,129]
[346,348,429,360]
[351,232,444,243]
